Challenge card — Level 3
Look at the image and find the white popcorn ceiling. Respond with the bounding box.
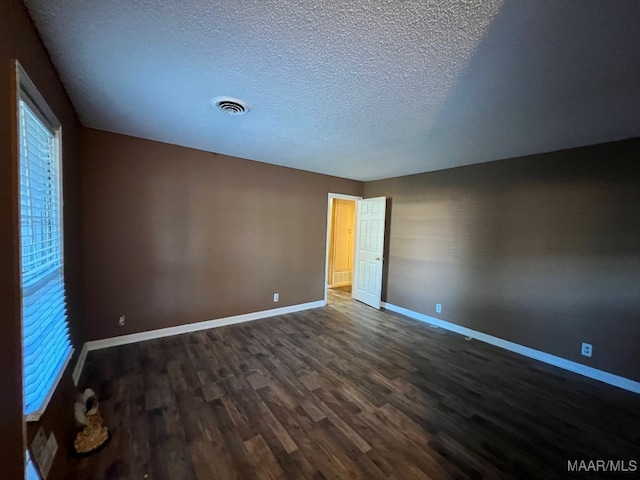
[24,0,640,181]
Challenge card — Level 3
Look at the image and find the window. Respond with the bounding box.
[25,451,41,480]
[17,64,73,421]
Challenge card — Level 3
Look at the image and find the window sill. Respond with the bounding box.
[25,348,74,422]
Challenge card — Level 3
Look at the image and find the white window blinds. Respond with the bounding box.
[19,93,72,420]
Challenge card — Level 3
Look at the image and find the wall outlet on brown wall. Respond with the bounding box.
[118,315,126,326]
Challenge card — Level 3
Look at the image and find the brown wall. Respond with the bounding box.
[82,128,363,340]
[365,139,640,381]
[0,1,85,478]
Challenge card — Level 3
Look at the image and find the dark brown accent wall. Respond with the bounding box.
[0,1,84,478]
[82,128,363,340]
[365,139,640,382]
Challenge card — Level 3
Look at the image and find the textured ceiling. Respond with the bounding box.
[24,0,640,181]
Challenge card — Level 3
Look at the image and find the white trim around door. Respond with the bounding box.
[324,193,362,304]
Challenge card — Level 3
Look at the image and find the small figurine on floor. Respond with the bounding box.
[73,388,110,456]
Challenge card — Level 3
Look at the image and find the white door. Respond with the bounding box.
[353,197,386,309]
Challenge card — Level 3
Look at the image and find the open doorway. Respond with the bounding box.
[324,193,361,305]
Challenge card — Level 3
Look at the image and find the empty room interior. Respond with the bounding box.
[2,0,640,479]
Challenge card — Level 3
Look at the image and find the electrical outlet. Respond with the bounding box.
[118,315,125,326]
[436,303,442,314]
[581,342,592,357]
[273,293,279,302]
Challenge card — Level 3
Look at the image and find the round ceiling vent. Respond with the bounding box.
[212,97,249,115]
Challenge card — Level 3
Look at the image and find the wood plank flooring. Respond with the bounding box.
[65,294,640,479]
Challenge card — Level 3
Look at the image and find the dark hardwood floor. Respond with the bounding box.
[327,286,352,304]
[67,295,640,479]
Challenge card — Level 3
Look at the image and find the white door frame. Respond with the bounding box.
[324,193,363,304]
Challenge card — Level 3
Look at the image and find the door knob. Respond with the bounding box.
[375,257,381,261]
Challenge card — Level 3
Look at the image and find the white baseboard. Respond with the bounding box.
[72,342,88,386]
[381,302,640,394]
[84,300,326,353]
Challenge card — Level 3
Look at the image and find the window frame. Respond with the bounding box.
[14,61,73,423]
